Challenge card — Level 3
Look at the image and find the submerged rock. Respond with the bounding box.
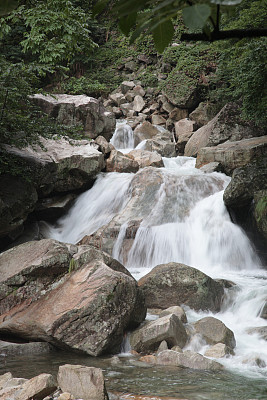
[156,349,223,371]
[138,262,224,312]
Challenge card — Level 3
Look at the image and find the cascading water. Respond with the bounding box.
[45,121,267,390]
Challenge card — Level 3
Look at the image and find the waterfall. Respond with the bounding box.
[110,120,134,152]
[46,153,267,379]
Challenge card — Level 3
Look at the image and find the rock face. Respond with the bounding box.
[193,317,236,349]
[138,262,224,312]
[0,240,146,356]
[58,365,108,400]
[106,150,139,173]
[0,174,38,241]
[31,94,116,141]
[157,349,223,371]
[204,343,234,358]
[195,136,267,176]
[223,156,267,262]
[4,137,105,198]
[130,314,188,353]
[185,103,265,157]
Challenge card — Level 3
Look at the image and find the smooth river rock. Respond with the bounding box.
[157,349,223,371]
[193,317,236,349]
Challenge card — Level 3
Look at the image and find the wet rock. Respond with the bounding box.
[185,103,265,157]
[0,340,54,357]
[196,136,267,176]
[138,262,224,312]
[242,356,266,368]
[193,317,236,349]
[260,301,267,319]
[139,355,157,364]
[133,95,145,112]
[128,149,164,168]
[141,135,176,158]
[247,326,267,341]
[157,349,223,371]
[0,174,37,240]
[3,137,105,197]
[58,364,108,400]
[106,150,139,173]
[0,240,146,355]
[130,314,188,353]
[199,162,223,173]
[204,343,234,358]
[158,306,187,323]
[34,193,77,221]
[31,94,115,141]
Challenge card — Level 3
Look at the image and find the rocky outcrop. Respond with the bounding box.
[156,349,223,371]
[185,103,265,158]
[4,137,105,198]
[195,136,267,176]
[0,175,37,241]
[193,317,236,349]
[138,262,224,312]
[57,365,108,400]
[31,94,116,141]
[130,314,188,353]
[0,240,146,356]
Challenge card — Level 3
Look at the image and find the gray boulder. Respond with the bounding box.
[185,103,265,158]
[193,317,236,349]
[58,364,108,400]
[106,149,139,173]
[138,262,224,312]
[3,137,105,197]
[204,343,234,358]
[130,313,188,353]
[31,94,116,141]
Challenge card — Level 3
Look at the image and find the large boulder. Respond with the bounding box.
[133,121,159,147]
[185,103,265,157]
[195,136,267,176]
[3,137,105,197]
[157,349,223,371]
[174,118,197,154]
[0,174,37,241]
[130,314,188,353]
[138,262,224,312]
[31,94,116,141]
[58,365,108,400]
[193,317,236,349]
[0,240,146,355]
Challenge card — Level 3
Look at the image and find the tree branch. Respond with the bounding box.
[181,28,267,42]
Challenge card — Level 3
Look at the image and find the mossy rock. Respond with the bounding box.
[254,191,267,241]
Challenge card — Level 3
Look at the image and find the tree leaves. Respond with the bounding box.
[152,19,174,53]
[0,0,18,16]
[183,4,211,30]
[119,12,137,36]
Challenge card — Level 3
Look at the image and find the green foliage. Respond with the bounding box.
[61,76,109,97]
[68,258,77,273]
[7,0,97,73]
[0,0,18,16]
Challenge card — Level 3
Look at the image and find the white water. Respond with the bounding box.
[46,124,267,380]
[110,120,135,153]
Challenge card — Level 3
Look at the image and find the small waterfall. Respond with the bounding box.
[45,155,267,379]
[110,120,134,151]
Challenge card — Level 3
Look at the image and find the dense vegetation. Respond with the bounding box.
[0,0,266,170]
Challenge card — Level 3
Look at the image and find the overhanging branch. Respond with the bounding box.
[181,28,267,42]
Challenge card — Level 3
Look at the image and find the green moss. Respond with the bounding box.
[255,196,267,223]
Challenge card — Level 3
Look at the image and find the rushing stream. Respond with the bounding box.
[2,121,267,399]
